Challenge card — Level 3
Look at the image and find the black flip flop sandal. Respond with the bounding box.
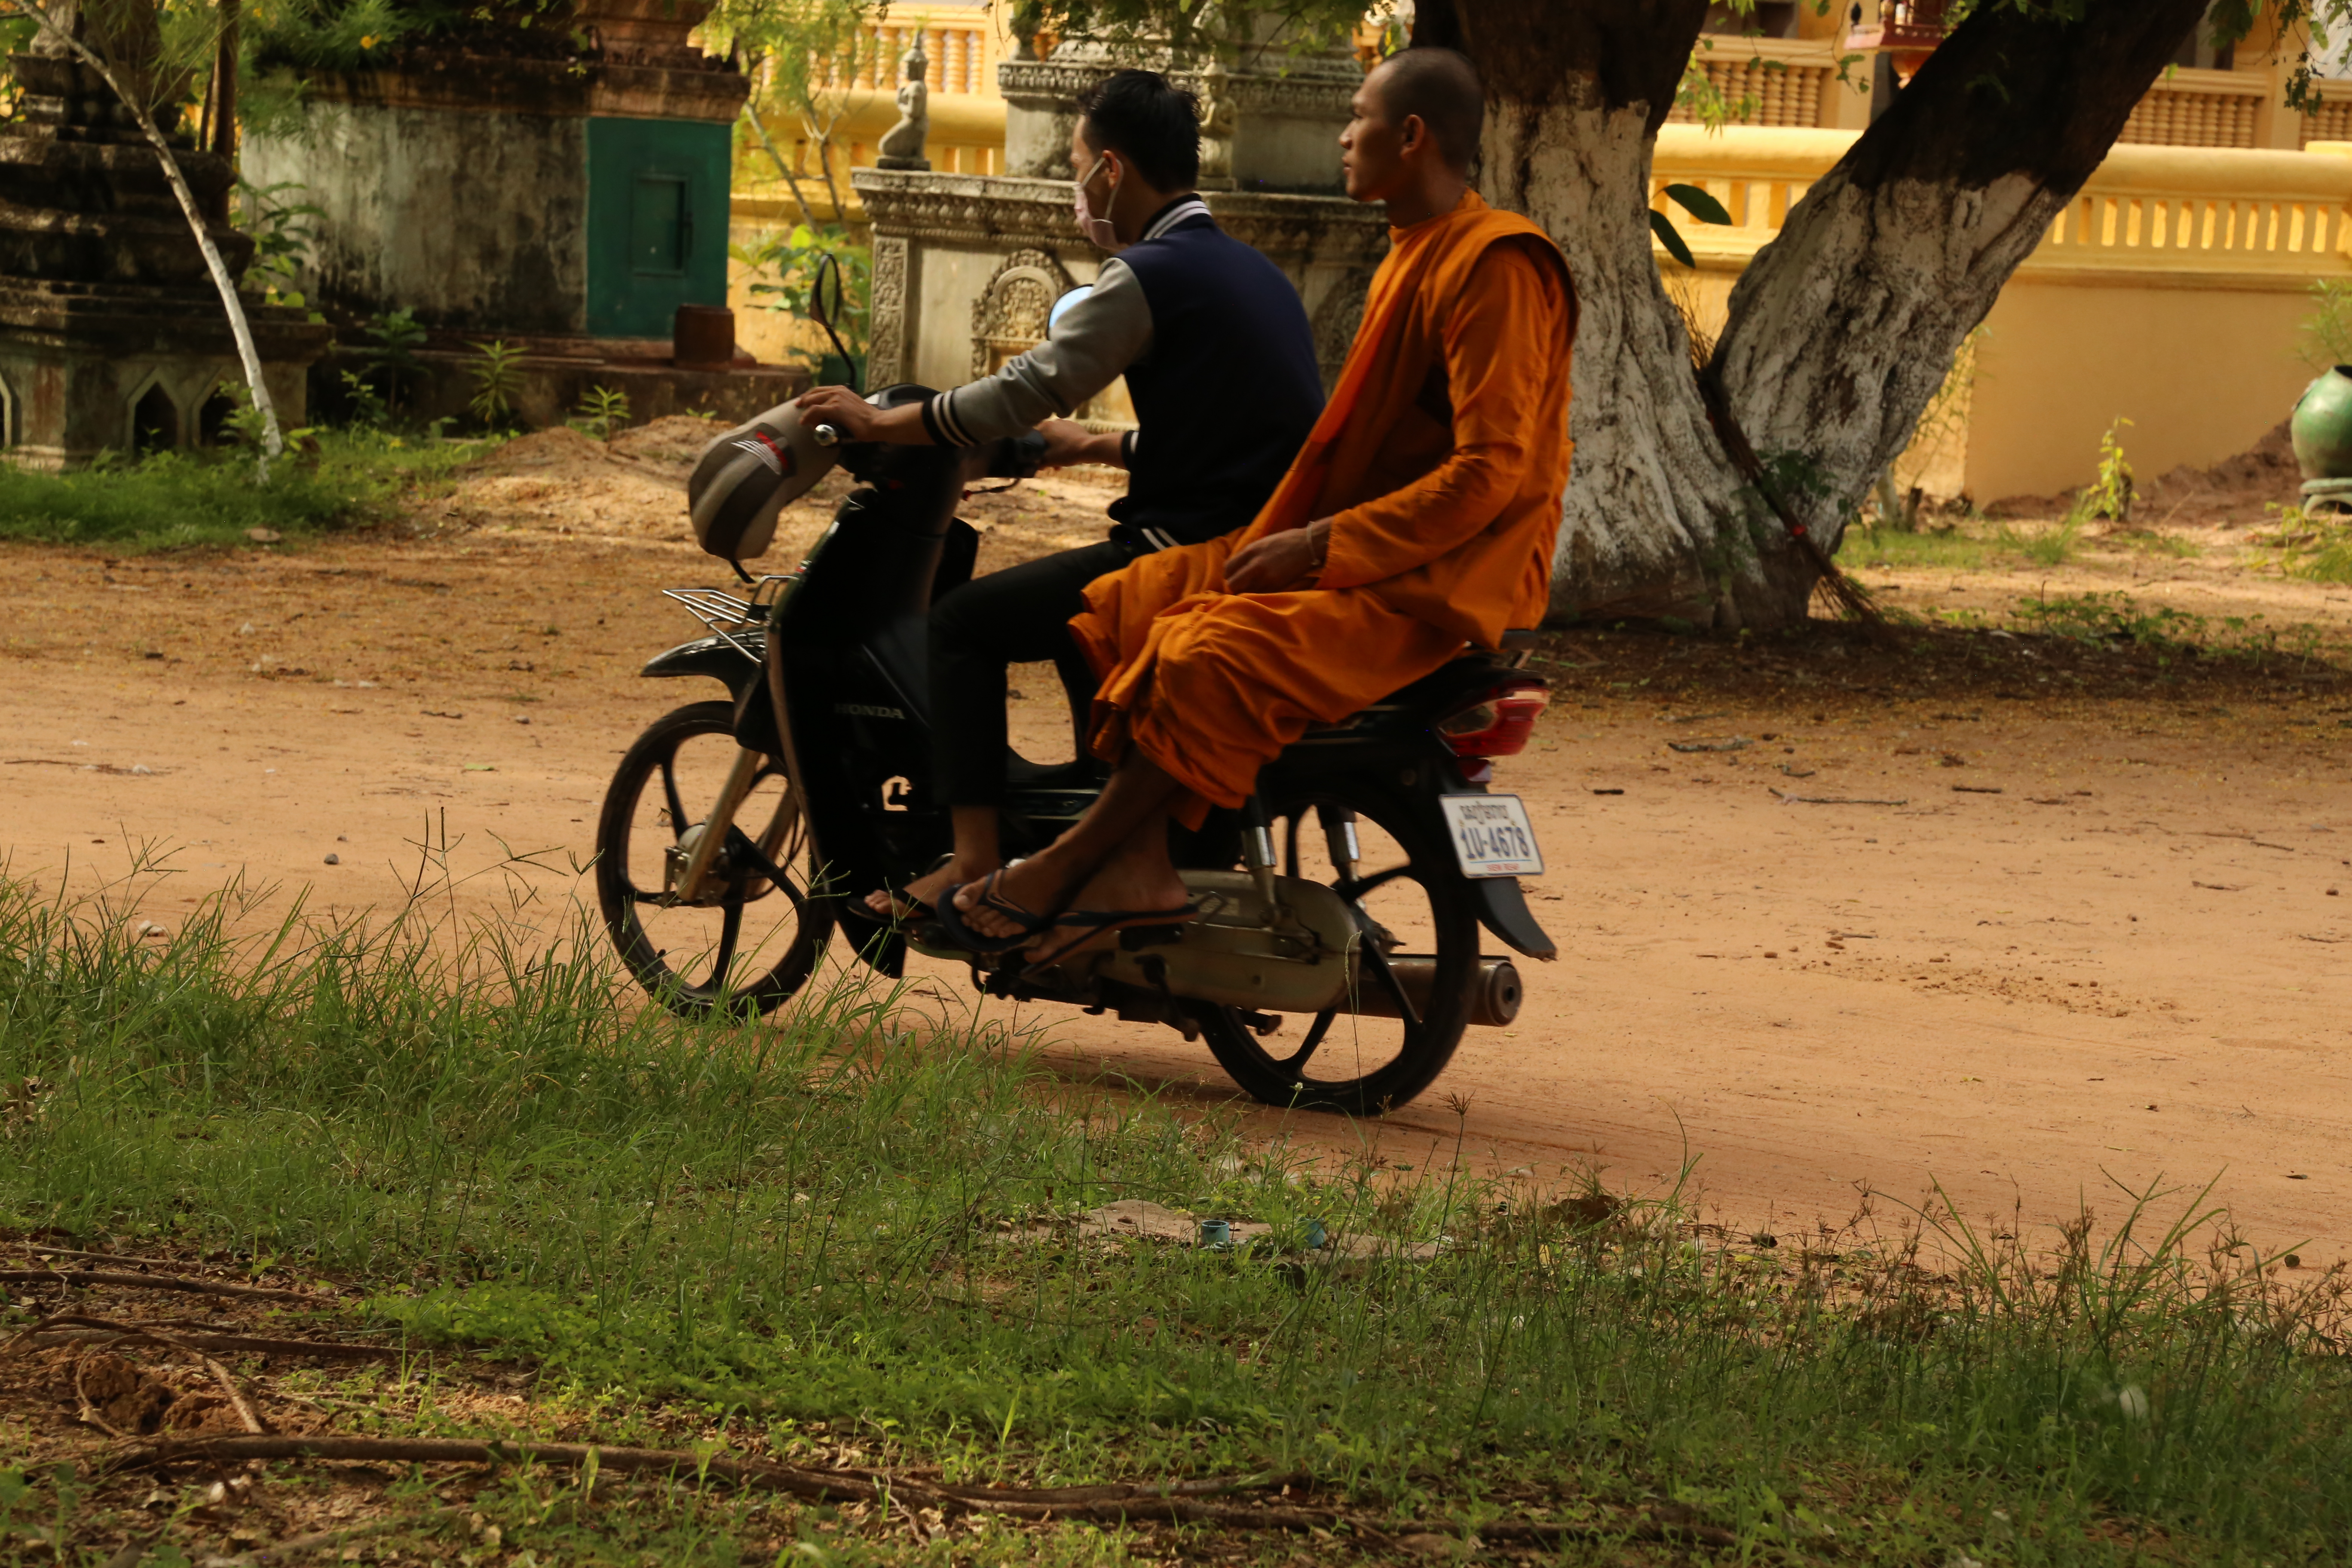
[932,869,1062,955]
[1020,902,1200,975]
[864,853,954,922]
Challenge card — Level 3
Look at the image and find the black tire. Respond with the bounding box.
[1194,777,1480,1115]
[595,700,831,1016]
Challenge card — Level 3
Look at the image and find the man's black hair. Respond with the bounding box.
[1075,69,1202,191]
[1371,46,1483,172]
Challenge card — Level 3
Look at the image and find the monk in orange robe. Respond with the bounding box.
[946,46,1576,953]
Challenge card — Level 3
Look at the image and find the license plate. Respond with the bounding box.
[1439,793,1545,878]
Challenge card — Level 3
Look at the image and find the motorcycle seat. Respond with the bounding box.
[1366,630,1544,710]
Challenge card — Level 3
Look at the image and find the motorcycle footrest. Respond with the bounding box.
[1119,923,1185,951]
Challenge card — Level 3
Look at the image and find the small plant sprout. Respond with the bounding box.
[468,340,528,429]
[2085,416,2136,522]
[570,384,631,442]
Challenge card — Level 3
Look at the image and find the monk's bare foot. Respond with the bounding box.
[1025,851,1193,962]
[953,851,1087,941]
[861,855,996,919]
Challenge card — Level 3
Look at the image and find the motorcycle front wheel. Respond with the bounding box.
[1192,775,1481,1115]
[595,700,832,1016]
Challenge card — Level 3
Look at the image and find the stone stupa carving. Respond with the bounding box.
[0,4,325,466]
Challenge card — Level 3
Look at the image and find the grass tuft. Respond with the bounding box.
[5,864,2352,1560]
[0,430,489,551]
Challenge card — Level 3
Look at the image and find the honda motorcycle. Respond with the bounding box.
[594,383,1559,1115]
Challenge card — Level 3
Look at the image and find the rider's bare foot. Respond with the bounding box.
[952,849,1086,940]
[861,855,997,919]
[1025,847,1193,962]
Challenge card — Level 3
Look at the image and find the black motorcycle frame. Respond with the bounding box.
[637,390,1558,994]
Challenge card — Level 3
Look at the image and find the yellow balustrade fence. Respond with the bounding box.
[817,15,1005,96]
[2119,67,2265,150]
[1647,129,2352,278]
[1669,37,1853,131]
[1646,126,2352,499]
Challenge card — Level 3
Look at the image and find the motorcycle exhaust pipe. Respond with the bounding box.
[1343,956,1522,1028]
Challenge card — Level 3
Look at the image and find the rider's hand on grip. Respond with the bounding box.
[988,429,1048,481]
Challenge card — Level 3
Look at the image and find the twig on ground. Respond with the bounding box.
[1479,1515,1741,1550]
[13,1317,273,1433]
[0,1268,324,1303]
[103,1538,155,1568]
[116,1436,1325,1527]
[1771,790,1911,806]
[72,1353,129,1439]
[196,1511,442,1567]
[13,1243,241,1271]
[7,1313,398,1363]
[132,1326,271,1435]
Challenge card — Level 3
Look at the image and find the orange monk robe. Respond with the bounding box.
[1067,190,1576,823]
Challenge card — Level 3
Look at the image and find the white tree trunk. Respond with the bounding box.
[1713,166,2064,558]
[1484,84,1787,628]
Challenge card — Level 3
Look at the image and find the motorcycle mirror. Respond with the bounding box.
[809,251,861,393]
[687,399,841,565]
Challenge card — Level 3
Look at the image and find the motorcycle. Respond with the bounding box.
[594,385,1559,1115]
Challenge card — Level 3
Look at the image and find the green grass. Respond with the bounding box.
[1999,509,2089,569]
[0,429,489,550]
[1840,521,2001,573]
[2274,508,2352,584]
[1844,515,2205,575]
[6,866,2352,1563]
[2012,590,2328,667]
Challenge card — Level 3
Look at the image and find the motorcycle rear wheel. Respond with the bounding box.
[596,700,832,1016]
[1193,776,1480,1115]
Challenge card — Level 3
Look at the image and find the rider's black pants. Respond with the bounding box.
[928,537,1139,808]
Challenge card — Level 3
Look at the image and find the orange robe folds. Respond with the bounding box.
[1067,190,1576,821]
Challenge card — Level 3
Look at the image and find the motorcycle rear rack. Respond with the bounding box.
[664,581,791,665]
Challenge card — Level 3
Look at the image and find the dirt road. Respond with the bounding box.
[8,425,2351,1261]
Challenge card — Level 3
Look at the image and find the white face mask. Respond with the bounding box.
[1073,153,1124,253]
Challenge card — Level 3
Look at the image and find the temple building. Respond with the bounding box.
[731,0,2352,502]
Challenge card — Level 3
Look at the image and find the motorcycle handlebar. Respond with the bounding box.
[986,429,1047,481]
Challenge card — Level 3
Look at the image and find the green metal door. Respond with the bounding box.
[585,117,731,339]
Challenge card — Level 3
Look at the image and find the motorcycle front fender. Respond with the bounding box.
[641,637,783,756]
[641,636,764,705]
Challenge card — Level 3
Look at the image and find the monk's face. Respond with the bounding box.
[1340,65,1422,204]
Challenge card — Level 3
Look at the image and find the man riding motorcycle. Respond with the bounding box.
[794,68,1325,924]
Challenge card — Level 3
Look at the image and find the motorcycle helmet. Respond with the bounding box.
[687,398,841,564]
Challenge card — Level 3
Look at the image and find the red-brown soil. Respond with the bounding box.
[7,421,2352,1262]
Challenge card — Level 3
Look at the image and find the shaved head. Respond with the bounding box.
[1366,47,1483,172]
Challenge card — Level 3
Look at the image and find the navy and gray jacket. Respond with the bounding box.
[919,196,1325,552]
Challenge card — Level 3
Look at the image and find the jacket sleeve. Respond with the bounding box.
[922,260,1153,445]
[1312,238,1572,590]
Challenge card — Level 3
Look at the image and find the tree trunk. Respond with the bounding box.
[209,0,239,162]
[1421,0,2213,629]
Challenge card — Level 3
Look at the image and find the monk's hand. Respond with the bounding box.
[1225,522,1325,594]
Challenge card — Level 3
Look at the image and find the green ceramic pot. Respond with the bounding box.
[2291,364,2352,480]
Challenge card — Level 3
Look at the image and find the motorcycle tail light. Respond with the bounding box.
[1436,679,1550,758]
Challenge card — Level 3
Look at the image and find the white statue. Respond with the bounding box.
[876,37,931,170]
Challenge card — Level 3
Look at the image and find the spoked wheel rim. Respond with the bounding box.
[595,701,830,1015]
[1194,783,1477,1114]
